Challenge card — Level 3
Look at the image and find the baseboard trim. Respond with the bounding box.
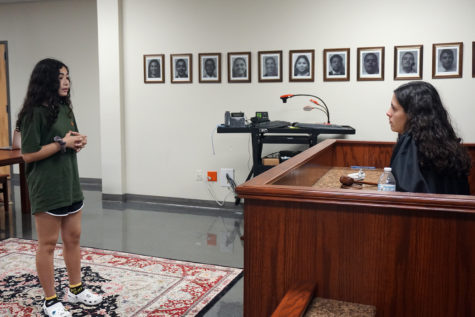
[102,193,126,202]
[10,173,20,185]
[79,177,102,191]
[11,174,242,216]
[12,174,102,191]
[102,193,243,217]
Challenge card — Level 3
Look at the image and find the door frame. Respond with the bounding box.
[0,41,13,177]
[0,41,12,145]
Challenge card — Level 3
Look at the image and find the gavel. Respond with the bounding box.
[339,175,378,186]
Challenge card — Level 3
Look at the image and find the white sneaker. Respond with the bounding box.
[67,288,102,305]
[42,301,71,317]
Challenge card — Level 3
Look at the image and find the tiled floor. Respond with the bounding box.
[0,183,244,317]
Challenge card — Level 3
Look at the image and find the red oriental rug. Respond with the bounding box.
[0,238,242,316]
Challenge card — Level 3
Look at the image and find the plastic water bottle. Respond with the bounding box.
[377,167,396,192]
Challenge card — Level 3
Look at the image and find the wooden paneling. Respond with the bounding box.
[239,140,475,317]
[332,140,394,167]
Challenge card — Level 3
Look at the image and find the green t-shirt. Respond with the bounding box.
[21,104,83,214]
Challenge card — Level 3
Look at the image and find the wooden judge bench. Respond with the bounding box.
[236,139,475,317]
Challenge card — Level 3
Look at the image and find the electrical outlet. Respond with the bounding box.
[207,171,218,182]
[195,169,203,182]
[219,168,234,187]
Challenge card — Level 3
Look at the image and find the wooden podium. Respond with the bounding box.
[237,139,475,317]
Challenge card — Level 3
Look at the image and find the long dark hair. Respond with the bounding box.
[16,58,72,131]
[394,81,471,176]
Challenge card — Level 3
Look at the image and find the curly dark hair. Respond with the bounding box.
[16,58,72,131]
[394,81,471,176]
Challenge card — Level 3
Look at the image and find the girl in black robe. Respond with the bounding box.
[386,81,471,195]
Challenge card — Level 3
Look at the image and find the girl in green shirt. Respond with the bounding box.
[16,58,102,317]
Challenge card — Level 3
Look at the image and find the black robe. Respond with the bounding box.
[389,133,470,195]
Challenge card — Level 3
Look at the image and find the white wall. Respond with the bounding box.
[97,0,125,195]
[2,0,475,202]
[0,0,101,178]
[121,0,475,200]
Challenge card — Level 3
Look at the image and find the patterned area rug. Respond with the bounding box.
[0,238,242,316]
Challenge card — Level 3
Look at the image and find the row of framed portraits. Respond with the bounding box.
[144,42,470,84]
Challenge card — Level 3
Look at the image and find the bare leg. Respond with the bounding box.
[35,212,62,298]
[61,210,83,286]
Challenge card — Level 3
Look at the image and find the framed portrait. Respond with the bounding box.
[199,53,221,83]
[258,50,282,82]
[289,49,314,82]
[228,52,251,83]
[323,48,350,82]
[143,54,164,83]
[394,45,423,80]
[171,53,192,83]
[432,42,463,79]
[357,47,384,81]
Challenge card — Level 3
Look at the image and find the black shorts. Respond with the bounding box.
[45,201,84,217]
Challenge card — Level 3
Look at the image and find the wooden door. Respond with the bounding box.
[0,43,10,175]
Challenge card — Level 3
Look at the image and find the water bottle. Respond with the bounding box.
[377,167,396,192]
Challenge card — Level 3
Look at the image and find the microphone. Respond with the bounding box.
[280,93,330,124]
[280,94,294,103]
[303,103,328,121]
[309,99,320,106]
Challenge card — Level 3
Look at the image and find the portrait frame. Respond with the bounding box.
[258,50,282,83]
[323,48,350,82]
[432,42,463,79]
[228,52,251,83]
[473,42,475,78]
[143,54,164,83]
[170,53,192,83]
[199,53,221,83]
[357,46,384,81]
[394,45,423,80]
[289,49,315,82]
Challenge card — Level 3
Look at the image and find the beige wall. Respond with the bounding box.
[1,0,474,201]
[0,0,101,178]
